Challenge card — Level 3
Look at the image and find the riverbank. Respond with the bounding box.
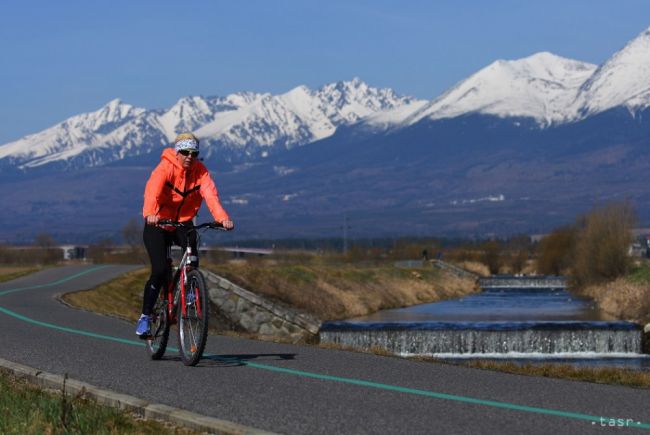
[209,256,476,320]
[575,261,650,324]
[61,256,477,323]
[577,279,650,324]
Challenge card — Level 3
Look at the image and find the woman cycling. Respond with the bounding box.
[137,132,234,337]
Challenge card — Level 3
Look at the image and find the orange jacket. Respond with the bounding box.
[142,148,230,223]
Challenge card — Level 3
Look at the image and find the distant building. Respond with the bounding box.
[59,245,87,260]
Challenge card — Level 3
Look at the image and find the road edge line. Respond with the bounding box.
[0,357,276,435]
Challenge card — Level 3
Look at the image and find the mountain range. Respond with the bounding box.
[2,27,650,243]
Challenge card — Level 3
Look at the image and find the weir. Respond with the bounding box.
[319,321,643,356]
[479,275,566,289]
[320,273,648,359]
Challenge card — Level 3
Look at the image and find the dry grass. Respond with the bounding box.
[0,266,44,283]
[455,261,490,277]
[0,369,200,434]
[207,257,476,320]
[578,278,650,323]
[315,343,650,389]
[462,360,650,389]
[61,268,149,323]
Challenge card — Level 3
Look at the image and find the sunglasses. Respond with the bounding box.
[178,149,199,157]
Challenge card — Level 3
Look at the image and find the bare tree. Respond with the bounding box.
[34,232,59,263]
[480,240,502,275]
[537,226,576,276]
[122,218,142,252]
[572,201,635,286]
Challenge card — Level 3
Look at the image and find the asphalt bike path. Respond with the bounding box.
[0,265,648,434]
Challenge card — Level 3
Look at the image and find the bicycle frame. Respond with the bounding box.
[159,220,222,322]
[165,244,199,321]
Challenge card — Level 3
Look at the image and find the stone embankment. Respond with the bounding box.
[431,259,479,280]
[205,271,321,342]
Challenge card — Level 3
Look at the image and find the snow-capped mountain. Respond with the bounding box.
[195,78,417,158]
[366,27,650,129]
[0,99,158,169]
[404,52,597,126]
[0,78,414,170]
[2,27,650,173]
[574,27,650,117]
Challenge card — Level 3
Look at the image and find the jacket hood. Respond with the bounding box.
[161,148,185,171]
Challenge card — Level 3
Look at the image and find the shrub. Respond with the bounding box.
[537,201,635,286]
[480,240,502,275]
[537,226,576,276]
[572,201,635,286]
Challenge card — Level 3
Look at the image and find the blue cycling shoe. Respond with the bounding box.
[186,290,196,304]
[135,315,150,337]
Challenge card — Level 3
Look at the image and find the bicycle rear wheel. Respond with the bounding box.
[146,290,170,360]
[177,269,209,366]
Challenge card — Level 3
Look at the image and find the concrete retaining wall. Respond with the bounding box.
[431,260,479,279]
[205,271,321,342]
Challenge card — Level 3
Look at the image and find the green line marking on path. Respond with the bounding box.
[236,360,650,428]
[0,265,111,297]
[0,305,146,348]
[1,266,649,430]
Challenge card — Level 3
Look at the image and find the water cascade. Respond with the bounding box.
[319,321,642,357]
[319,276,647,360]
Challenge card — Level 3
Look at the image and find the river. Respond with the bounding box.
[320,278,650,371]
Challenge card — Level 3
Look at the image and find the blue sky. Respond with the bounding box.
[1,0,649,144]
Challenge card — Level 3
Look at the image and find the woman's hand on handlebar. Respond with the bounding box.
[220,220,234,230]
[145,215,159,225]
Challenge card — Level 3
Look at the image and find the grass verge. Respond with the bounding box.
[319,342,650,389]
[61,268,149,323]
[0,266,44,283]
[462,360,650,389]
[0,369,197,434]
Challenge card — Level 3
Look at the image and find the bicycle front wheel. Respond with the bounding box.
[146,289,170,360]
[177,269,209,366]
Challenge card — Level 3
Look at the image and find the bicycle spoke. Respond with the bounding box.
[177,270,209,366]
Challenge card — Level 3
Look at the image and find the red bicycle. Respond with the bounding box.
[145,220,225,366]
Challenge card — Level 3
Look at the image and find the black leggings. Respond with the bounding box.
[141,223,198,315]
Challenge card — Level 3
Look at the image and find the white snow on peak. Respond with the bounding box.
[0,99,148,167]
[362,100,429,130]
[195,78,413,150]
[159,95,219,140]
[574,27,650,116]
[407,52,597,126]
[0,78,414,169]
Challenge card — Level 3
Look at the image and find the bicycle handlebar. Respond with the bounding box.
[157,219,228,230]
